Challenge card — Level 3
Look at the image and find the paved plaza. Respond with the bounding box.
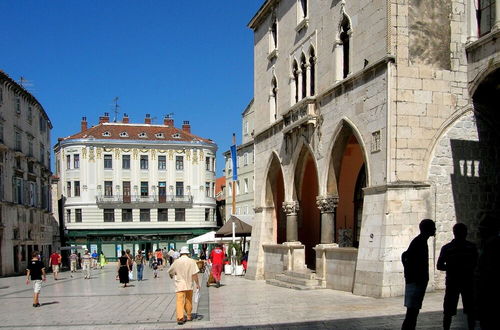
[0,264,471,329]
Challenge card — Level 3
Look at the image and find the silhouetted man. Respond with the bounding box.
[401,219,436,330]
[477,215,500,330]
[437,223,477,330]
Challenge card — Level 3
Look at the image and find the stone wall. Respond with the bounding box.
[316,245,358,292]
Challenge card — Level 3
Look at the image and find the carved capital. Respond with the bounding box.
[316,195,339,213]
[282,201,300,215]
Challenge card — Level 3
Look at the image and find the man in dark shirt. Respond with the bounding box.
[26,251,46,307]
[401,219,436,330]
[437,223,477,330]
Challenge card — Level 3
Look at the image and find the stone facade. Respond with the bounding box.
[245,0,499,297]
[0,70,58,276]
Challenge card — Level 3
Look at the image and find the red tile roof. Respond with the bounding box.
[215,176,226,201]
[61,122,213,144]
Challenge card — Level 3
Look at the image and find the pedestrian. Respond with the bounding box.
[168,247,175,266]
[135,250,145,281]
[152,258,159,278]
[168,246,200,325]
[155,249,163,269]
[91,250,98,269]
[162,247,168,266]
[81,250,92,279]
[173,249,180,260]
[210,244,224,288]
[49,250,62,280]
[26,251,46,307]
[117,250,131,288]
[437,223,477,330]
[476,215,500,330]
[99,251,107,269]
[69,250,78,276]
[125,249,134,280]
[148,251,154,269]
[401,219,436,330]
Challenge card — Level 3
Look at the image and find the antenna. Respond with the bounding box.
[112,97,120,122]
[165,112,174,118]
[17,76,35,92]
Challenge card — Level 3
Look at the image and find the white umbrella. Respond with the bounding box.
[186,231,216,244]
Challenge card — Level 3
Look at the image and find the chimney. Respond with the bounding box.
[163,116,174,127]
[122,113,129,124]
[81,116,88,131]
[182,120,191,133]
[144,113,152,124]
[99,112,110,124]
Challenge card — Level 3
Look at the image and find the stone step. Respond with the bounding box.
[266,279,324,291]
[283,269,317,280]
[275,274,321,287]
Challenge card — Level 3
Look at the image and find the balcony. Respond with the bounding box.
[282,98,318,135]
[95,194,193,209]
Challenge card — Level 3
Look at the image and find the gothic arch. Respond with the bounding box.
[262,152,286,244]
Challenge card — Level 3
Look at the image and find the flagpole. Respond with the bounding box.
[232,133,236,216]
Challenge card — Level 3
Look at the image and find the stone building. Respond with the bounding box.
[53,114,218,259]
[224,100,255,221]
[0,70,57,275]
[245,0,500,297]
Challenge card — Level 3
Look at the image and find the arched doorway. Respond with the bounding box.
[294,148,320,269]
[265,155,286,244]
[329,127,367,247]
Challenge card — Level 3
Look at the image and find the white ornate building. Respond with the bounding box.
[54,113,217,258]
[0,70,57,275]
[246,0,500,297]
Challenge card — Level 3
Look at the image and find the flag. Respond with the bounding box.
[230,144,238,181]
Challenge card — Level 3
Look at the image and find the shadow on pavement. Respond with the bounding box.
[40,301,59,306]
[201,310,469,330]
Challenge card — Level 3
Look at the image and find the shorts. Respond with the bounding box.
[33,280,42,293]
[52,264,59,273]
[404,282,427,309]
[157,258,163,265]
[443,283,473,316]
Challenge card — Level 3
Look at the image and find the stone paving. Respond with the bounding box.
[0,264,471,329]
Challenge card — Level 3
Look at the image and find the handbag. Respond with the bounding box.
[129,270,134,280]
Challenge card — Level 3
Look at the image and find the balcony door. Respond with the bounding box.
[158,182,166,203]
[123,181,131,203]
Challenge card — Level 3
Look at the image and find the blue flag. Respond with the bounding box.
[230,145,238,181]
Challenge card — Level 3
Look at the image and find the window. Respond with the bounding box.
[103,209,115,222]
[140,155,148,169]
[244,153,248,166]
[155,133,165,138]
[75,209,82,222]
[300,54,307,98]
[205,182,211,197]
[0,123,3,143]
[66,181,71,197]
[270,77,278,121]
[15,96,21,115]
[206,157,211,171]
[479,0,496,36]
[175,182,184,196]
[66,209,71,223]
[309,47,316,96]
[175,156,184,170]
[122,155,130,169]
[243,120,249,135]
[74,181,80,197]
[158,208,168,222]
[293,60,299,103]
[28,139,33,156]
[140,209,150,222]
[28,106,33,124]
[102,131,111,137]
[175,208,185,221]
[40,144,45,164]
[66,155,71,169]
[104,154,112,169]
[39,115,46,133]
[271,16,278,49]
[122,209,132,222]
[236,181,240,195]
[15,131,22,151]
[244,178,249,194]
[138,132,147,138]
[104,181,113,196]
[158,155,166,170]
[74,154,80,169]
[28,161,34,173]
[340,15,351,79]
[205,208,210,221]
[140,181,148,197]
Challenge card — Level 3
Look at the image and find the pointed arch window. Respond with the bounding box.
[270,77,278,122]
[271,17,278,49]
[309,47,316,96]
[340,15,351,79]
[293,60,299,103]
[300,54,307,99]
[299,0,307,18]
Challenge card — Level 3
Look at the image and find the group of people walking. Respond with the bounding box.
[401,217,499,330]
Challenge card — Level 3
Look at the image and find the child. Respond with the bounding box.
[26,251,46,307]
[152,258,159,278]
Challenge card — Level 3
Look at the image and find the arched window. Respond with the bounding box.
[300,0,308,18]
[340,15,351,79]
[300,54,307,99]
[309,47,316,96]
[293,60,299,103]
[271,17,278,49]
[270,77,278,122]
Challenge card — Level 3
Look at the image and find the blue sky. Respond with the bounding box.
[0,1,263,176]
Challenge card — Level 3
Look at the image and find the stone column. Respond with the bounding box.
[316,195,339,244]
[495,0,500,31]
[333,40,343,82]
[282,201,300,242]
[297,69,303,100]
